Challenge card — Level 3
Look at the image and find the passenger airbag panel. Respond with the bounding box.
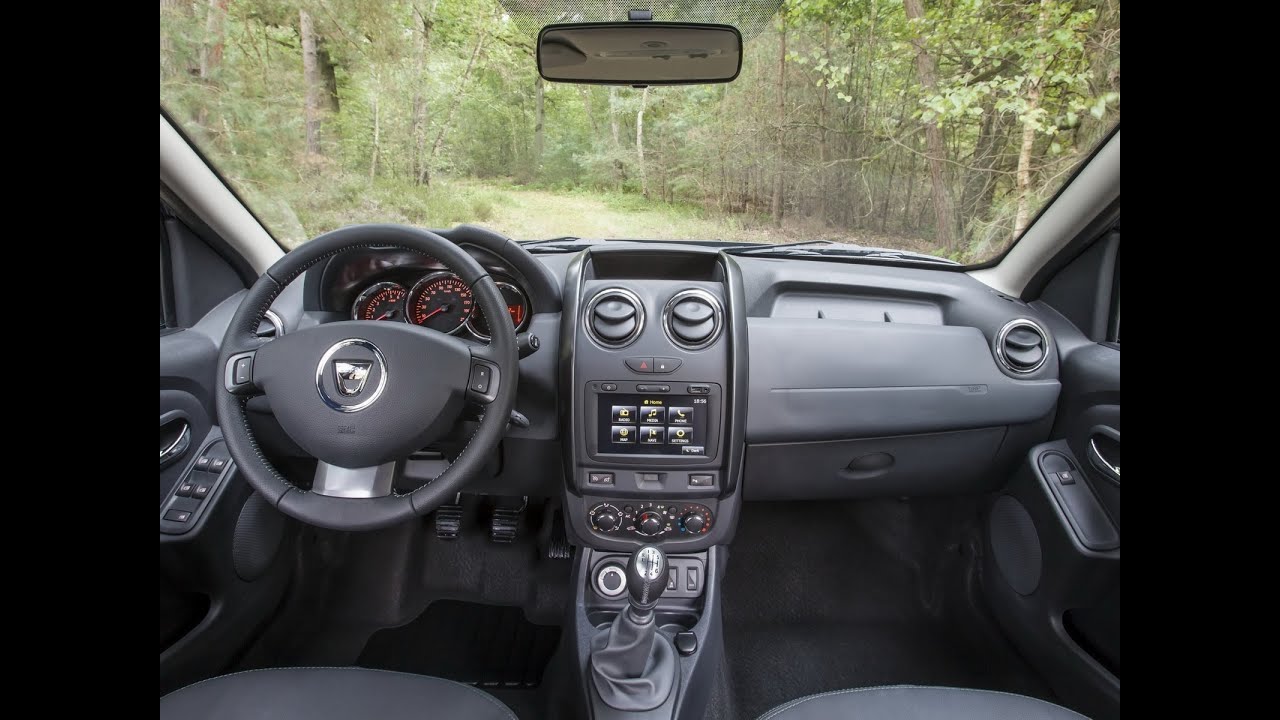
[746,318,1059,442]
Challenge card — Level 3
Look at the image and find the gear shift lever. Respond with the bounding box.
[589,545,677,711]
[626,545,667,620]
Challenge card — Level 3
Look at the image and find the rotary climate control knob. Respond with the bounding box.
[681,511,708,534]
[590,504,621,532]
[637,511,664,536]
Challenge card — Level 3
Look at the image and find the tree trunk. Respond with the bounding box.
[609,88,624,189]
[902,0,957,250]
[580,87,600,135]
[961,97,1001,238]
[300,8,323,156]
[411,2,435,185]
[534,76,545,174]
[426,25,488,184]
[771,20,787,228]
[636,86,649,198]
[318,45,340,112]
[370,90,381,181]
[1014,0,1051,237]
[199,0,229,81]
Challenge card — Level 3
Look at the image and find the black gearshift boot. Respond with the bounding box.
[589,609,677,711]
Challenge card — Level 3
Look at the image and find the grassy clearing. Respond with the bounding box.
[253,172,940,255]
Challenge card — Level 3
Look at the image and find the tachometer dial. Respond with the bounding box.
[351,282,407,321]
[467,282,530,339]
[407,272,473,333]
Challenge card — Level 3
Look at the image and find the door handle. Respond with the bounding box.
[160,419,191,468]
[1087,425,1120,484]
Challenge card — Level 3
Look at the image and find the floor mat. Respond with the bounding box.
[357,600,561,689]
[721,500,1053,719]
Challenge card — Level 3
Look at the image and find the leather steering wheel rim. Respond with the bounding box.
[215,224,519,531]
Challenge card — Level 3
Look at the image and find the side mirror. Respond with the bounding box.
[537,22,742,86]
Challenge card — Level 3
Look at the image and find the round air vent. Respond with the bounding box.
[586,288,644,348]
[996,319,1049,374]
[664,289,723,350]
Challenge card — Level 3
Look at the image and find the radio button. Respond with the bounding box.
[611,405,637,423]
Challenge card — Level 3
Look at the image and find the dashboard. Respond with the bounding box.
[245,225,1064,554]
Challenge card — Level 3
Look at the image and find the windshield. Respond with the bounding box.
[159,0,1119,264]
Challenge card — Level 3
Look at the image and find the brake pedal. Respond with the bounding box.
[435,494,463,541]
[490,497,527,543]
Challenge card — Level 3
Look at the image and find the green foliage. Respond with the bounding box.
[160,0,1120,261]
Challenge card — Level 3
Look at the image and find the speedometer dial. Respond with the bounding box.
[407,272,473,334]
[467,282,530,339]
[351,282,406,321]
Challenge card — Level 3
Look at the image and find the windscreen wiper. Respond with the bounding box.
[725,242,960,266]
[518,236,597,253]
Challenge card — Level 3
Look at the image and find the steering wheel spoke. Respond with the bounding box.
[312,461,398,498]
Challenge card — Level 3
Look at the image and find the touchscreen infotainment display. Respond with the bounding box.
[597,394,708,456]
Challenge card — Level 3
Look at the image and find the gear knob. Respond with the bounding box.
[626,545,668,612]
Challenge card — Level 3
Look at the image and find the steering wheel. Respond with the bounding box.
[216,224,518,531]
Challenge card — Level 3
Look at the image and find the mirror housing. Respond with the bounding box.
[537,22,742,86]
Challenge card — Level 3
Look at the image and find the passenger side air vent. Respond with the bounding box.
[996,319,1049,374]
[586,288,644,348]
[664,290,723,350]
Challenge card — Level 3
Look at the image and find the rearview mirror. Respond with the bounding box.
[537,22,742,86]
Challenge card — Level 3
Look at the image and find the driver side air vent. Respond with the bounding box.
[996,319,1049,374]
[664,290,724,350]
[586,288,644,348]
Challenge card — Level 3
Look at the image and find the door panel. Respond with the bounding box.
[159,202,292,694]
[983,228,1120,720]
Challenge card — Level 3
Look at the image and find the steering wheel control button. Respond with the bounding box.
[611,426,636,444]
[653,357,682,373]
[589,472,615,486]
[176,480,196,497]
[315,339,388,413]
[686,384,710,394]
[689,474,714,487]
[601,383,618,391]
[668,427,694,445]
[163,509,192,523]
[641,427,666,444]
[611,406,637,423]
[469,364,492,394]
[636,384,670,393]
[625,357,654,373]
[595,563,627,597]
[641,406,666,425]
[233,356,253,385]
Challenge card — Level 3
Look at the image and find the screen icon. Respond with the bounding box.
[641,406,666,425]
[642,426,666,444]
[667,427,694,445]
[611,426,636,444]
[667,406,693,425]
[611,405,637,423]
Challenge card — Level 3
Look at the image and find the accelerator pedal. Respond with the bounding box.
[546,509,572,560]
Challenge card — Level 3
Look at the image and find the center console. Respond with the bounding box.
[559,246,747,719]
